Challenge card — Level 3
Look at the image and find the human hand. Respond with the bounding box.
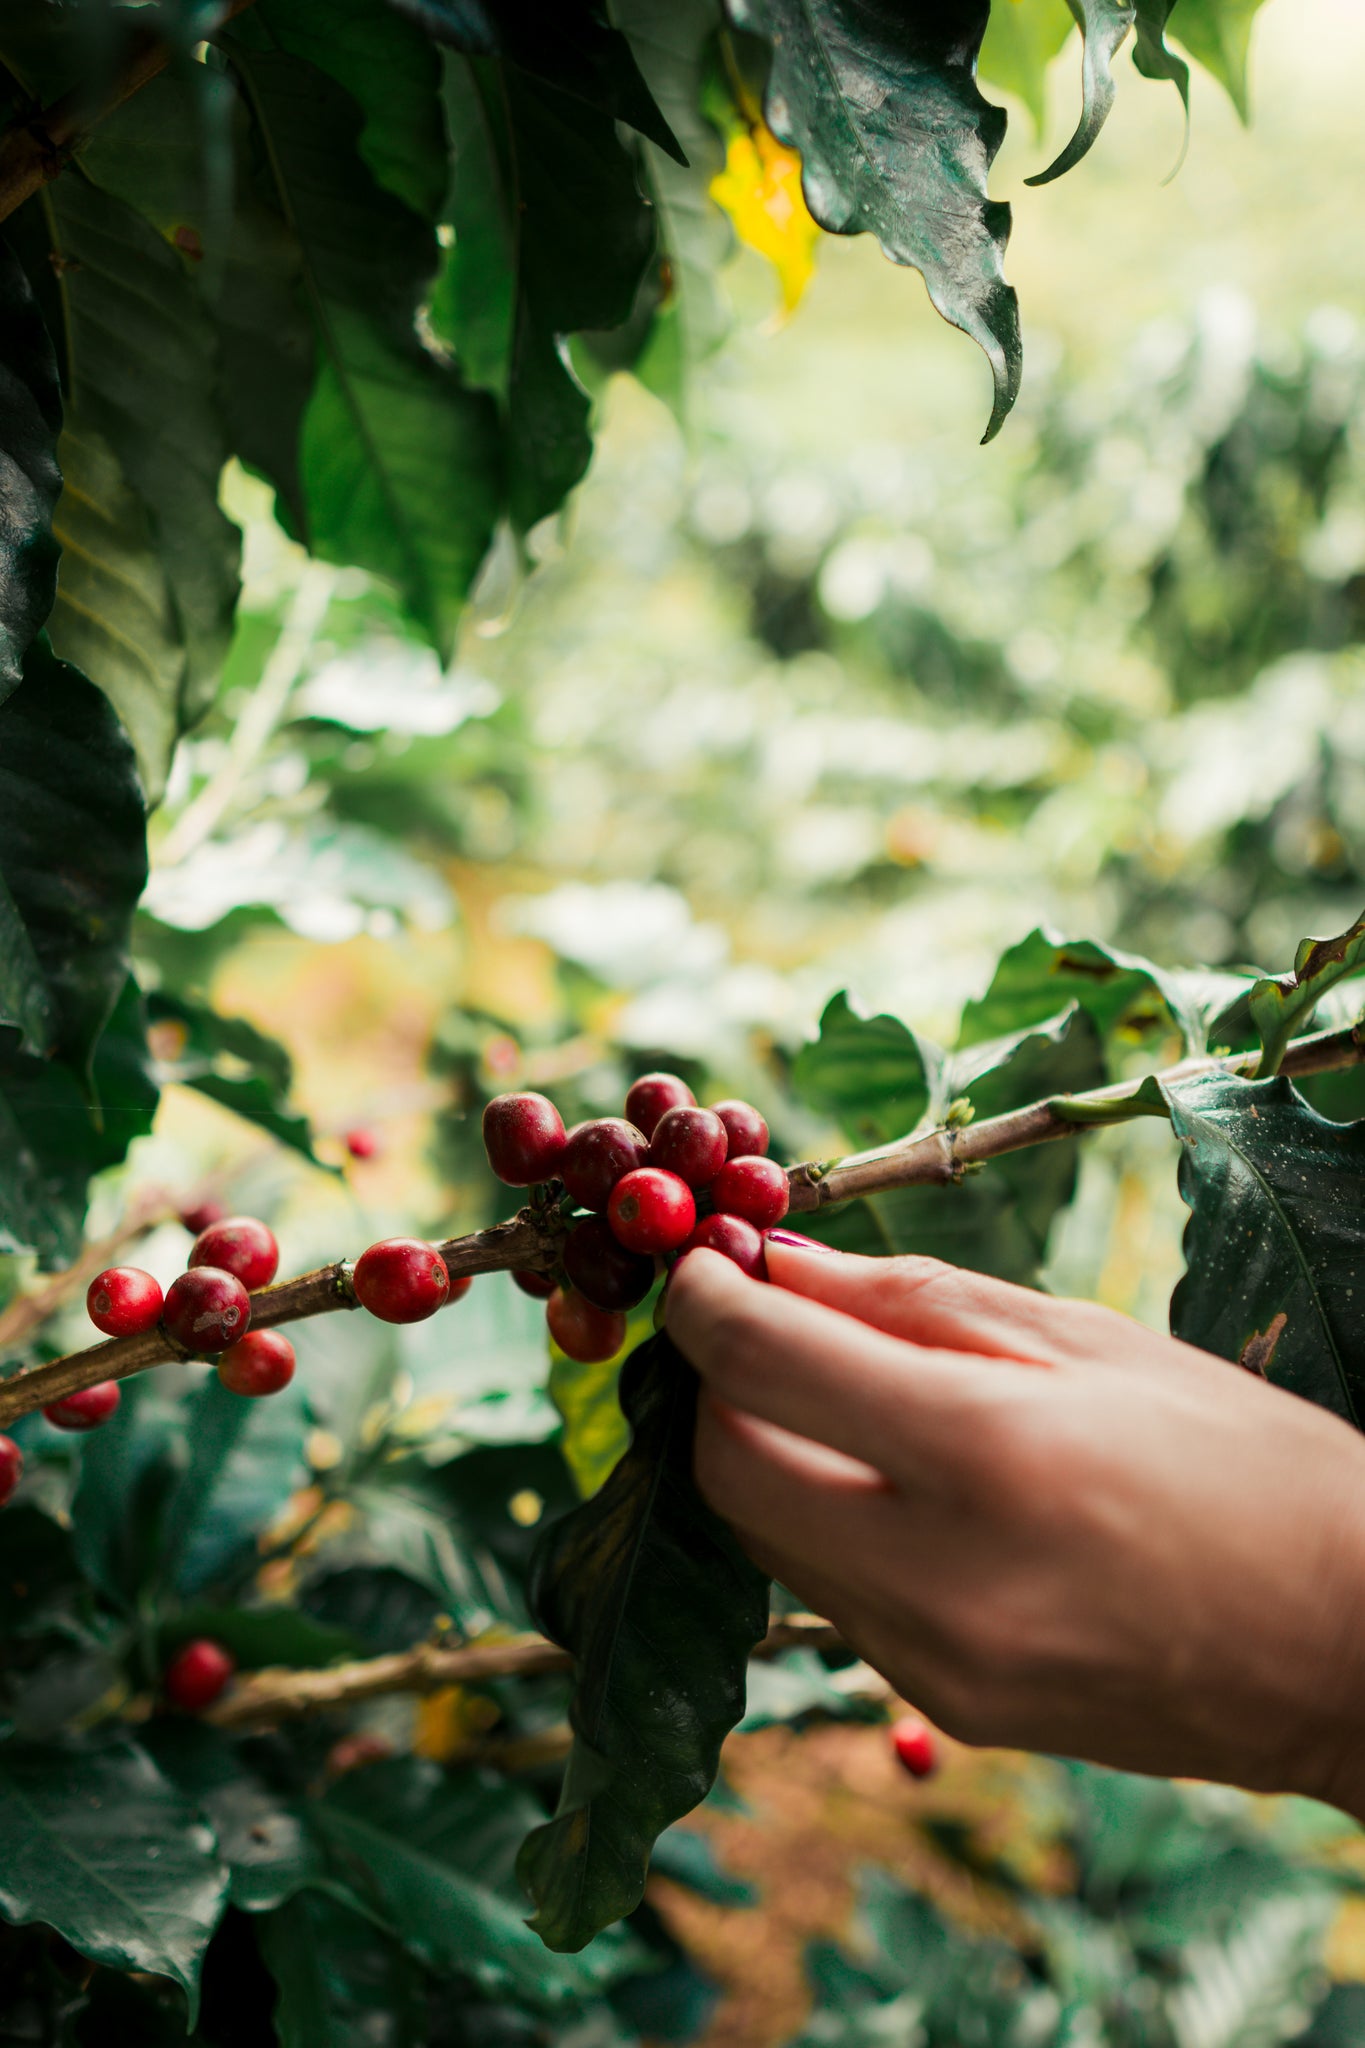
[665,1241,1365,1816]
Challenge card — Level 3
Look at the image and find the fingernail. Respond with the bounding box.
[764,1229,837,1252]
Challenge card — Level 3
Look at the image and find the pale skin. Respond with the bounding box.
[665,1241,1365,1822]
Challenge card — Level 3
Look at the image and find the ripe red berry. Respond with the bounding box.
[513,1269,556,1299]
[546,1287,626,1364]
[353,1239,450,1323]
[563,1215,655,1311]
[163,1267,252,1354]
[43,1380,122,1431]
[189,1215,279,1291]
[649,1106,728,1189]
[0,1436,23,1506]
[607,1168,696,1255]
[678,1213,767,1280]
[711,1155,790,1230]
[890,1715,938,1780]
[179,1200,226,1236]
[217,1329,296,1398]
[164,1637,236,1713]
[344,1126,381,1160]
[561,1118,650,1211]
[86,1266,163,1338]
[711,1099,770,1159]
[624,1072,695,1140]
[482,1092,568,1186]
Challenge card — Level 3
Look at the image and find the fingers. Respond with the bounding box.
[694,1389,899,1574]
[669,1250,1006,1489]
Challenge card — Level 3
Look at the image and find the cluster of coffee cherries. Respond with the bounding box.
[483,1071,790,1365]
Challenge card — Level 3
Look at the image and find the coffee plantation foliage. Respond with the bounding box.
[5,0,1365,2040]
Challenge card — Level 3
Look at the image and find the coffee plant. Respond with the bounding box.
[3,0,1363,2040]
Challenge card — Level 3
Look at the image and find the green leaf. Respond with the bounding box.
[548,1336,634,1499]
[164,1374,310,1598]
[161,1603,357,1670]
[1165,1071,1365,1427]
[978,0,1074,138]
[1027,0,1134,185]
[222,42,502,656]
[143,1720,325,1914]
[298,1563,444,1656]
[1247,912,1365,1078]
[434,59,654,532]
[0,1736,227,2022]
[957,927,1229,1057]
[1167,0,1267,119]
[259,1889,429,2048]
[146,989,330,1167]
[518,1333,770,1950]
[649,1826,757,1906]
[1132,0,1191,128]
[382,0,685,161]
[0,1507,85,1636]
[725,0,1021,441]
[791,990,935,1146]
[314,1758,633,2004]
[0,236,61,704]
[69,1380,184,1607]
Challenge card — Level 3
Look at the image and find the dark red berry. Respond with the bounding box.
[179,1200,226,1236]
[711,1155,790,1229]
[513,1269,556,1299]
[344,1126,381,1159]
[624,1072,695,1140]
[607,1168,696,1255]
[163,1267,252,1354]
[482,1092,567,1186]
[890,1715,938,1780]
[678,1213,767,1280]
[0,1436,23,1506]
[711,1099,770,1159]
[189,1215,279,1291]
[649,1105,728,1189]
[86,1266,163,1338]
[447,1274,473,1303]
[43,1380,122,1431]
[164,1637,236,1713]
[561,1118,650,1211]
[353,1239,450,1323]
[546,1287,626,1364]
[217,1329,296,1398]
[563,1215,655,1311]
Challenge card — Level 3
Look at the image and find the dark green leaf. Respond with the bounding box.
[68,1379,183,1607]
[1027,0,1134,185]
[725,0,1021,441]
[957,926,1236,1056]
[1165,1070,1365,1427]
[649,1827,756,1906]
[161,1604,357,1670]
[163,1374,310,1598]
[0,235,61,705]
[0,1736,227,2021]
[299,1564,444,1656]
[146,989,330,1167]
[1245,912,1365,1077]
[143,1721,325,1915]
[382,0,685,161]
[518,1333,770,1950]
[791,990,935,1146]
[0,1507,85,1636]
[1132,0,1191,130]
[259,1889,429,2047]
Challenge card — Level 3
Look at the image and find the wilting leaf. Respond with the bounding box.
[1245,912,1365,1078]
[725,0,1021,440]
[518,1333,769,1950]
[791,990,935,1146]
[1165,1070,1365,1427]
[0,236,61,706]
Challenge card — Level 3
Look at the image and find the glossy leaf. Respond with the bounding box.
[260,1889,429,2048]
[725,0,1021,441]
[147,989,329,1167]
[957,926,1243,1057]
[1246,911,1365,1077]
[164,1374,310,1598]
[1132,0,1191,125]
[518,1333,770,1950]
[977,0,1074,137]
[143,1720,325,1915]
[792,990,935,1145]
[1165,1071,1365,1427]
[0,236,61,706]
[0,1736,227,2021]
[1027,0,1134,185]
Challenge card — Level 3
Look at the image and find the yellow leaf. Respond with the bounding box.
[414,1683,501,1762]
[710,122,820,318]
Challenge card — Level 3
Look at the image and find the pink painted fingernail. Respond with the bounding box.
[763,1229,837,1252]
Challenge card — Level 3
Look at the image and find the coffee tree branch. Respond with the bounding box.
[2,1020,1361,1429]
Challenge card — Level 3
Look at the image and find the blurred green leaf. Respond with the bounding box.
[160,1603,357,1670]
[649,1826,756,1906]
[726,0,1020,439]
[147,989,331,1167]
[0,1507,86,1636]
[0,1736,227,2023]
[518,1333,769,1950]
[548,1334,634,1499]
[299,1564,445,1656]
[978,0,1073,138]
[69,1380,183,1608]
[165,1375,310,1598]
[791,990,935,1146]
[1246,911,1365,1076]
[259,1889,429,2047]
[144,1720,325,1914]
[1169,0,1268,118]
[1166,1070,1365,1427]
[0,235,61,706]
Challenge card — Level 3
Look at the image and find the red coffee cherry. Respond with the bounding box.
[86,1265,163,1338]
[563,1215,655,1311]
[217,1329,296,1398]
[513,1269,556,1299]
[179,1200,225,1236]
[344,1126,380,1159]
[164,1637,236,1713]
[561,1118,650,1211]
[546,1287,626,1364]
[678,1213,767,1280]
[711,1099,770,1159]
[43,1380,122,1431]
[447,1274,473,1303]
[0,1436,23,1506]
[890,1714,938,1780]
[648,1106,728,1189]
[482,1092,568,1186]
[189,1215,279,1291]
[607,1168,696,1255]
[711,1155,790,1230]
[624,1072,695,1140]
[354,1239,451,1323]
[163,1267,252,1354]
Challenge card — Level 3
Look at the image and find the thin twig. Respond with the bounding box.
[3,1022,1361,1429]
